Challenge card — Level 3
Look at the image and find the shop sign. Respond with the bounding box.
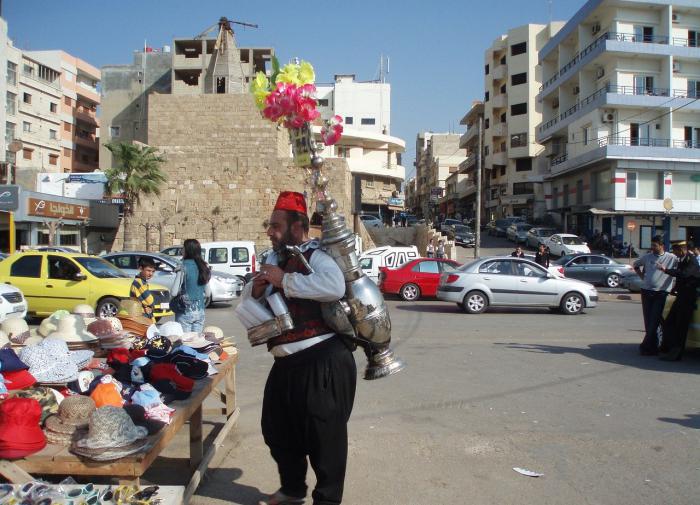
[0,186,19,212]
[430,187,443,202]
[387,197,404,207]
[28,198,90,220]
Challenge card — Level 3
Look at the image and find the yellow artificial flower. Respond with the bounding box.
[253,91,270,110]
[251,72,270,95]
[298,61,315,85]
[276,63,301,85]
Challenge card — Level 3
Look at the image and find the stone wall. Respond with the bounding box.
[113,93,352,251]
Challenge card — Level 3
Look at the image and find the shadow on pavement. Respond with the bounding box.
[496,342,700,374]
[657,413,700,429]
[393,303,573,316]
[193,466,264,504]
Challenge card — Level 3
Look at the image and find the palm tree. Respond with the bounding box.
[104,142,167,250]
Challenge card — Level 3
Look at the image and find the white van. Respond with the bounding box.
[359,246,420,284]
[200,241,258,281]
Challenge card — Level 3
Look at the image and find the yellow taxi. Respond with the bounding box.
[0,252,173,318]
[663,297,700,349]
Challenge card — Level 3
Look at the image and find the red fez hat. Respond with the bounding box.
[274,191,307,214]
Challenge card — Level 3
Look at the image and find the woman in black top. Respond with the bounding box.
[535,243,550,268]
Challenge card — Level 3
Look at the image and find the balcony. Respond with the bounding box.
[492,151,507,166]
[492,122,508,138]
[74,105,98,125]
[74,131,98,150]
[459,127,478,148]
[549,136,700,176]
[492,64,507,81]
[491,93,507,109]
[71,159,98,173]
[459,153,477,173]
[538,31,700,101]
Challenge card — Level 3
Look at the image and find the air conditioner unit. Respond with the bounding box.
[573,85,580,95]
[602,112,615,123]
[672,13,679,23]
[596,67,605,79]
[673,61,681,73]
[592,23,601,35]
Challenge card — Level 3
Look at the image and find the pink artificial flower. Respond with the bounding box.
[321,116,344,146]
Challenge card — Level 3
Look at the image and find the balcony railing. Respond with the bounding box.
[606,84,670,97]
[551,137,700,167]
[551,153,568,166]
[540,30,680,94]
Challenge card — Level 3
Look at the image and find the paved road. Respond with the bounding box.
[178,265,698,505]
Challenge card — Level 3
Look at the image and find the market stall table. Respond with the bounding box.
[0,350,239,504]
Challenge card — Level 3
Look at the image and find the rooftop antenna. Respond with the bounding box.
[548,0,553,23]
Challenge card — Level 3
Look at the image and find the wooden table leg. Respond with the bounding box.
[0,461,34,484]
[189,405,203,472]
[225,363,236,418]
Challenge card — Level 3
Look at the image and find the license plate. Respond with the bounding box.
[160,302,169,310]
[11,305,25,314]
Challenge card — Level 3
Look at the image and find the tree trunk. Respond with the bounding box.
[122,213,133,251]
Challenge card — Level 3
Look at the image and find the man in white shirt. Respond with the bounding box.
[251,191,356,505]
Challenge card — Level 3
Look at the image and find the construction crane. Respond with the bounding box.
[195,17,259,94]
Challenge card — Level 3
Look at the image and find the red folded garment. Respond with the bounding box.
[149,364,194,392]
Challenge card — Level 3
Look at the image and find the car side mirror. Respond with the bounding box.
[73,272,87,281]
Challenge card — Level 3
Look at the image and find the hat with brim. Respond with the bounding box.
[47,315,98,344]
[43,396,96,435]
[3,369,36,390]
[45,427,86,446]
[73,406,148,450]
[10,387,59,424]
[1,318,30,346]
[0,398,47,459]
[71,438,151,461]
[180,332,211,349]
[40,338,94,370]
[19,341,80,384]
[0,348,29,372]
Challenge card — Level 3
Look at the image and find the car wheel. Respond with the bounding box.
[96,297,121,318]
[462,290,488,314]
[560,292,584,315]
[606,273,620,288]
[400,283,421,301]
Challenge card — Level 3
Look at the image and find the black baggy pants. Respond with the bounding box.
[660,291,697,355]
[640,289,668,352]
[262,337,357,505]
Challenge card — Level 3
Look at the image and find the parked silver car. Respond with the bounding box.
[436,256,598,315]
[506,222,533,243]
[103,252,242,306]
[526,227,557,249]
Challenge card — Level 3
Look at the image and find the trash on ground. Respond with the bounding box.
[513,467,544,478]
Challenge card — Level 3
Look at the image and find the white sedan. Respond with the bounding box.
[360,215,384,228]
[0,283,27,322]
[544,234,591,257]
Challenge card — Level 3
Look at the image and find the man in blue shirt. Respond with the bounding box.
[633,236,677,355]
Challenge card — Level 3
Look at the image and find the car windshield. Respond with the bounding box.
[75,257,129,278]
[516,224,532,230]
[562,236,585,245]
[554,255,577,265]
[458,259,481,272]
[453,225,472,233]
[538,229,556,236]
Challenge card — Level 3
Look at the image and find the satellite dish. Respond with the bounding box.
[663,198,673,212]
[7,140,22,153]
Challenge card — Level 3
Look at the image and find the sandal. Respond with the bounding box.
[258,489,305,505]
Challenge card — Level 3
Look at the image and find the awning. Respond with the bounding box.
[588,207,700,216]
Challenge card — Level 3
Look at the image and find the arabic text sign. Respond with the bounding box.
[28,198,90,220]
[0,186,19,212]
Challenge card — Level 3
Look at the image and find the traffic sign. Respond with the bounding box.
[626,220,637,231]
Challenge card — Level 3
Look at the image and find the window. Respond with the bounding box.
[484,145,489,156]
[689,30,698,48]
[633,75,654,95]
[6,62,16,86]
[49,129,57,140]
[514,262,545,277]
[500,55,506,64]
[48,256,80,280]
[511,72,527,86]
[500,112,506,123]
[500,166,506,176]
[485,64,490,75]
[673,172,700,199]
[64,96,71,107]
[22,121,31,133]
[484,118,490,129]
[510,42,527,55]
[626,172,637,198]
[110,255,136,270]
[345,117,353,125]
[511,103,527,116]
[208,248,228,264]
[49,154,58,165]
[583,125,590,145]
[500,83,506,94]
[441,262,458,273]
[638,171,662,199]
[11,255,42,278]
[589,256,610,265]
[366,178,374,188]
[23,64,33,77]
[553,187,558,207]
[511,133,527,148]
[232,247,249,263]
[5,92,15,116]
[515,158,532,171]
[360,118,376,125]
[633,25,654,43]
[592,170,611,200]
[5,122,15,143]
[50,102,57,113]
[22,148,32,160]
[513,182,534,195]
[110,126,120,138]
[688,80,700,99]
[63,122,71,133]
[479,260,513,275]
[415,261,440,273]
[23,92,31,104]
[317,99,329,106]
[336,146,349,158]
[484,91,490,102]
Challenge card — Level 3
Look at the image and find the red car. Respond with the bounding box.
[379,258,461,301]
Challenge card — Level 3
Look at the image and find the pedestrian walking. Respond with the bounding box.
[130,257,156,322]
[535,243,550,268]
[511,246,525,258]
[633,236,677,356]
[656,241,700,361]
[400,212,407,227]
[436,240,445,259]
[393,213,400,228]
[172,239,211,333]
[427,239,435,258]
[247,191,356,505]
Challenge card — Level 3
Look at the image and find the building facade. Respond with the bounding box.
[483,22,565,222]
[455,101,485,222]
[414,132,466,220]
[536,0,700,249]
[313,74,405,220]
[25,50,101,174]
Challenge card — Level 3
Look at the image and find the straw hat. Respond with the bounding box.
[44,396,96,440]
[71,406,149,461]
[1,319,30,345]
[47,315,98,344]
[72,304,95,318]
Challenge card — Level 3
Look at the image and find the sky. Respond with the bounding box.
[5,0,586,180]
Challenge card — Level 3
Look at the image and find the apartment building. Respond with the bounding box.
[536,0,700,249]
[1,17,19,173]
[453,101,485,222]
[313,74,406,218]
[483,22,565,222]
[25,51,101,173]
[414,132,466,220]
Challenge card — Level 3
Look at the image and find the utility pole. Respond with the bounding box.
[475,116,483,259]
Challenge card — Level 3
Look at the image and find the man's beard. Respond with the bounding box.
[272,229,296,253]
